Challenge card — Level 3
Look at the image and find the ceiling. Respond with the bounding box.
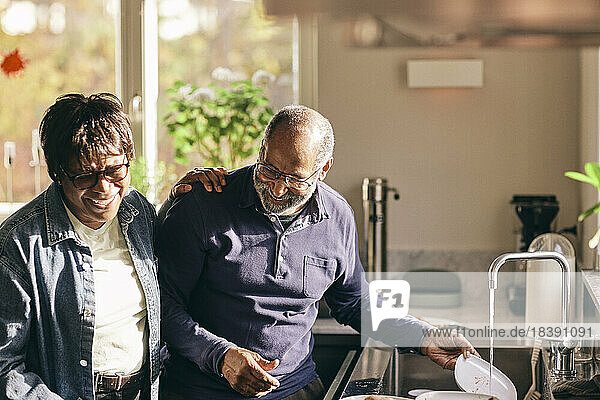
[263,0,600,47]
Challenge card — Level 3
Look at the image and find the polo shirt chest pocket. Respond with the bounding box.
[303,255,337,298]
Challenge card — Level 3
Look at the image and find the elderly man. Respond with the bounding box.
[158,105,475,400]
[0,93,223,400]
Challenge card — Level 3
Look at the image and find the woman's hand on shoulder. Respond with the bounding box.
[169,167,228,200]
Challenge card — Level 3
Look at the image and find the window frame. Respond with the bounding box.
[119,0,159,203]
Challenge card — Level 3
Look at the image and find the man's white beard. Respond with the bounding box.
[252,170,314,215]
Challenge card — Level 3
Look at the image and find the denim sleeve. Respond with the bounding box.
[0,258,63,399]
[157,194,235,376]
[323,219,433,352]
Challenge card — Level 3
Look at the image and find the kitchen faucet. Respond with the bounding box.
[488,251,576,382]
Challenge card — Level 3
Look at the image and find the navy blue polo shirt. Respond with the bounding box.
[158,165,430,399]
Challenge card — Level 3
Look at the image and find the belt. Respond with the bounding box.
[94,367,146,392]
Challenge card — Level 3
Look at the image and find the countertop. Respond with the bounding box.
[312,318,358,335]
[582,270,600,311]
[313,270,600,338]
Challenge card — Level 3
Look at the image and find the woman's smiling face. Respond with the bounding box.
[61,153,130,229]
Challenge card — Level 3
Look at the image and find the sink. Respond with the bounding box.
[380,348,535,398]
[332,342,538,399]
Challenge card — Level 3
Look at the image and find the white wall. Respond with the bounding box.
[317,19,581,252]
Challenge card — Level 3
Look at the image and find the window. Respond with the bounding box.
[0,0,297,206]
[0,0,118,203]
[156,0,296,178]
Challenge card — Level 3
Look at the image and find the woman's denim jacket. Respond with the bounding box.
[0,183,160,400]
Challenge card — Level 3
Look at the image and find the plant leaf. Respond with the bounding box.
[590,227,600,248]
[585,163,600,188]
[565,171,595,185]
[578,202,600,222]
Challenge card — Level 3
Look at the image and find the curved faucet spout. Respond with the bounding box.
[488,251,574,381]
[488,251,571,327]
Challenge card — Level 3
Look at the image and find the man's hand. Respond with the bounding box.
[221,347,280,397]
[169,167,228,200]
[421,329,480,370]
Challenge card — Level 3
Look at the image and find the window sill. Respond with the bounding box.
[0,202,26,223]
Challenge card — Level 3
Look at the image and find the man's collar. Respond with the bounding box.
[305,184,330,223]
[237,165,260,209]
[312,184,330,221]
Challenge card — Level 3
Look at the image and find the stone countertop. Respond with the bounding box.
[312,318,358,335]
[312,278,522,338]
[313,270,600,338]
[582,270,600,311]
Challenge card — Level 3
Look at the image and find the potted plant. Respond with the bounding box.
[162,73,274,169]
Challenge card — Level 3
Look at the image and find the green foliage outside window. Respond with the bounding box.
[163,79,273,169]
[129,157,177,201]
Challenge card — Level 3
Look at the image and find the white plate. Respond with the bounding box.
[341,396,411,400]
[454,355,517,400]
[408,389,434,397]
[416,392,498,400]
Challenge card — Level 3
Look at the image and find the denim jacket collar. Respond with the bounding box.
[237,165,329,223]
[44,182,139,246]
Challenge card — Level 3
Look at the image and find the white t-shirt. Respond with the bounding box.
[64,203,147,374]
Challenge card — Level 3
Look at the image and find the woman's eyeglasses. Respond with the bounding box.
[62,161,130,190]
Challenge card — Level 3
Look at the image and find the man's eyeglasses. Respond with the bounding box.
[62,161,130,190]
[256,162,320,191]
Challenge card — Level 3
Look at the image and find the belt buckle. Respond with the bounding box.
[94,372,125,391]
[111,373,125,391]
[94,372,100,391]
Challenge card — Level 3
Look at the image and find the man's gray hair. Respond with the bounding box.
[264,105,334,167]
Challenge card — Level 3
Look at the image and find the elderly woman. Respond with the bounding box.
[0,93,224,400]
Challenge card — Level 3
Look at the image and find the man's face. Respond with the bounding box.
[253,133,321,215]
[61,153,130,229]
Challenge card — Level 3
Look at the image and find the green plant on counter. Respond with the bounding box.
[130,157,177,203]
[162,79,273,169]
[565,162,600,247]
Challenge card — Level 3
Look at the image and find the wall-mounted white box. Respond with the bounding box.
[407,59,484,88]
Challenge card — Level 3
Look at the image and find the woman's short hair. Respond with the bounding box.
[40,93,135,182]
